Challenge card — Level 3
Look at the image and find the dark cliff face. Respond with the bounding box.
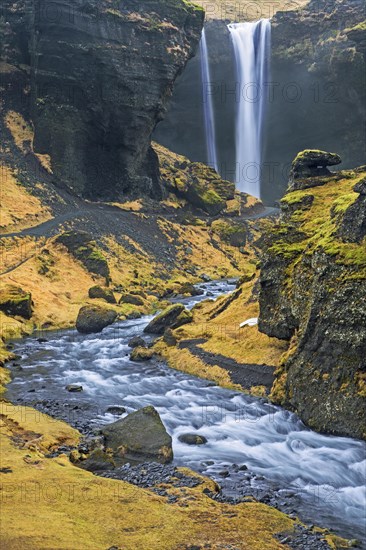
[258,161,366,440]
[154,0,366,203]
[1,0,204,199]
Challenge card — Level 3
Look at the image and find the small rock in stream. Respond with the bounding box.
[66,384,83,392]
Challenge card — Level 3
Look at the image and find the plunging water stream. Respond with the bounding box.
[200,28,219,172]
[6,280,366,545]
[228,19,271,198]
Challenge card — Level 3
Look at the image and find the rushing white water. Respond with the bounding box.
[200,28,219,172]
[6,280,366,545]
[228,19,271,198]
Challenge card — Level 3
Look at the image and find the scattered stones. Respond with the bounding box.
[88,285,116,304]
[100,462,202,490]
[65,385,83,392]
[178,433,207,445]
[76,305,117,334]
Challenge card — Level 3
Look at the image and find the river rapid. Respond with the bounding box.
[6,280,366,546]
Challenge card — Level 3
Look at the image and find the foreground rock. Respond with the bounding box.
[0,284,32,319]
[101,406,173,465]
[144,304,192,334]
[76,305,117,334]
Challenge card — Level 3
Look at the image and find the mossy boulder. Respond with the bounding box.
[0,284,32,319]
[119,293,145,306]
[211,219,247,247]
[76,305,117,334]
[289,150,342,188]
[177,282,203,296]
[185,180,226,215]
[130,347,155,362]
[144,304,193,334]
[56,231,109,279]
[88,285,116,304]
[101,406,173,465]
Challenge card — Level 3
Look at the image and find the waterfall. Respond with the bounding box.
[228,19,271,198]
[200,28,219,173]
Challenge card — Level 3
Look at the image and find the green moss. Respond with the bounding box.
[332,193,358,214]
[347,20,366,32]
[269,171,366,271]
[281,190,310,205]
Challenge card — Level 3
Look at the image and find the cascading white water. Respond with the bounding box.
[200,28,219,172]
[228,19,271,198]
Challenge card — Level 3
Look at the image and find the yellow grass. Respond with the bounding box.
[110,200,142,212]
[0,166,51,231]
[155,341,242,390]
[0,402,298,550]
[176,279,287,367]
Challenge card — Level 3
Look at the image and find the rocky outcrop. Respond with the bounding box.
[258,157,366,439]
[1,0,204,200]
[289,150,342,187]
[101,406,173,465]
[154,142,264,216]
[0,284,32,319]
[144,303,193,334]
[56,232,109,280]
[337,176,366,243]
[76,305,117,334]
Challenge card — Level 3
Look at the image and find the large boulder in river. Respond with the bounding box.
[144,304,193,334]
[0,284,32,319]
[76,305,117,334]
[101,406,173,465]
[88,285,116,304]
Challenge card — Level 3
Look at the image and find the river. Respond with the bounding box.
[6,280,366,546]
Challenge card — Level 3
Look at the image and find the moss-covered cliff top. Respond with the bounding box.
[270,169,366,276]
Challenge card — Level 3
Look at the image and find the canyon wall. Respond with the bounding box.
[1,0,204,199]
[258,158,366,440]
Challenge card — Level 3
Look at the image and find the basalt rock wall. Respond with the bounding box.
[1,0,204,199]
